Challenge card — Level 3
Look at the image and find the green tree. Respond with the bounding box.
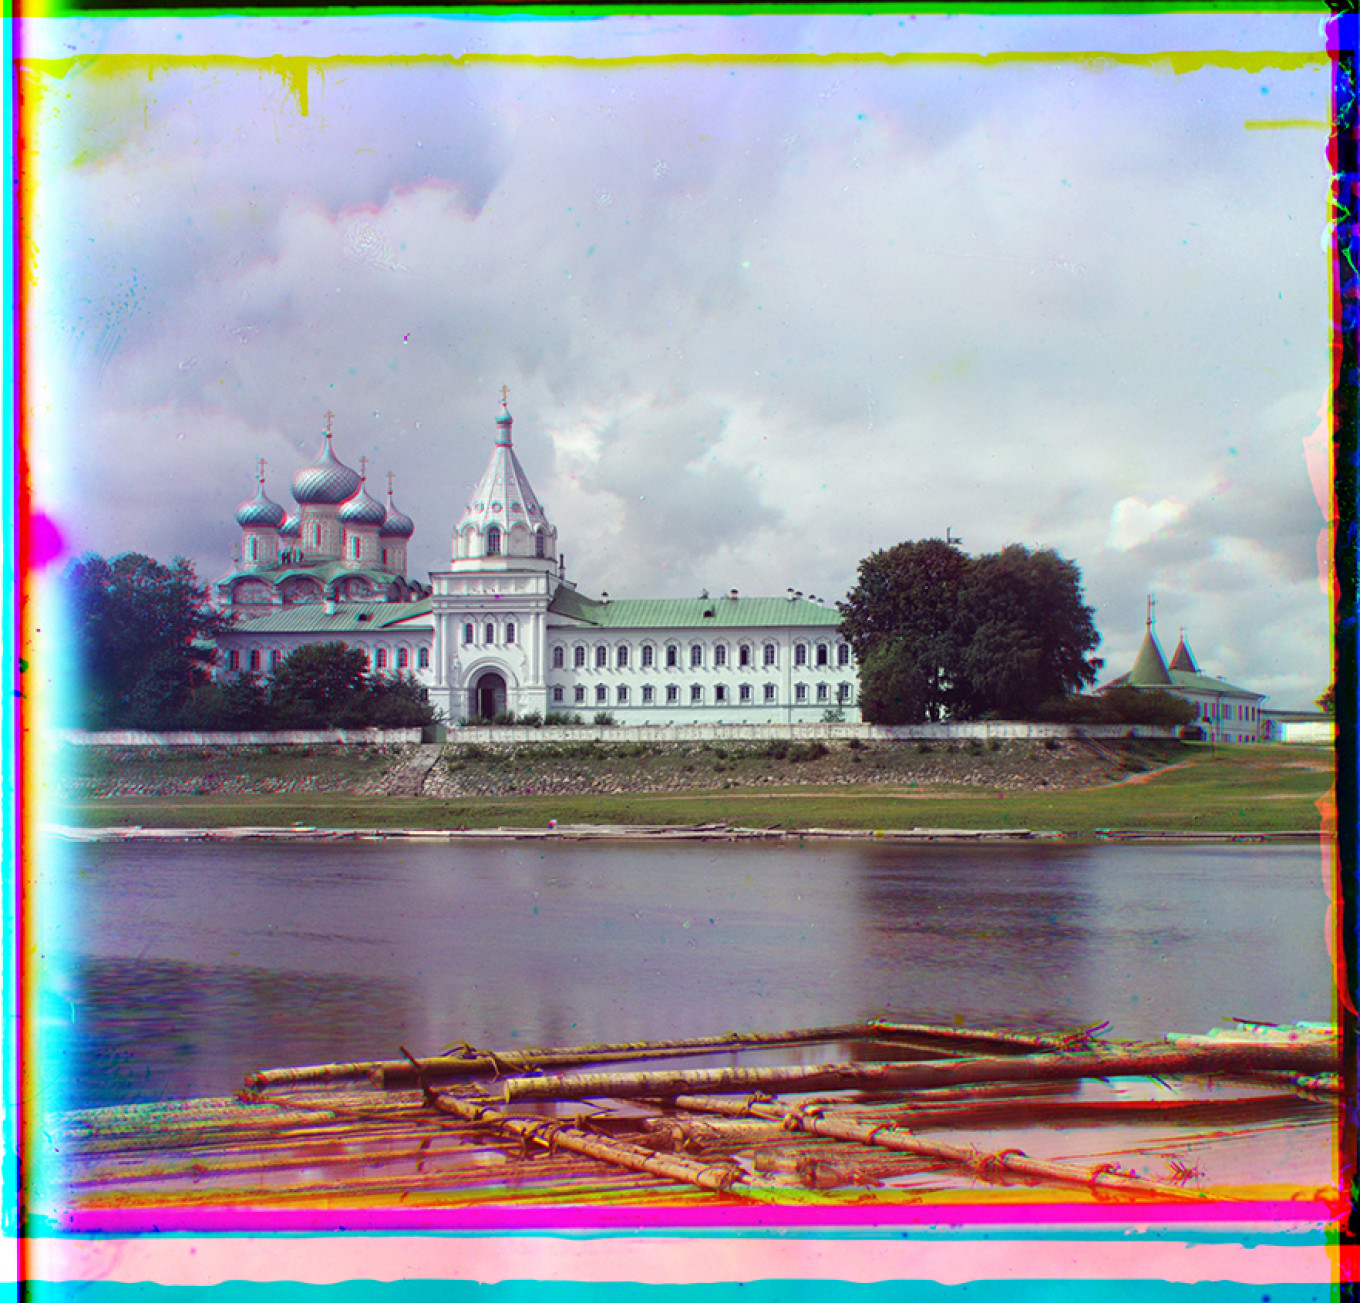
[837,539,972,721]
[62,552,225,728]
[366,673,439,728]
[839,539,1102,723]
[267,642,373,727]
[1317,684,1335,714]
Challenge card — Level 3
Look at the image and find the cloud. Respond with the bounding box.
[1106,496,1190,551]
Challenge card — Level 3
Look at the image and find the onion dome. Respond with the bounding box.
[291,428,362,505]
[279,513,301,538]
[235,476,286,528]
[380,487,415,538]
[339,478,386,526]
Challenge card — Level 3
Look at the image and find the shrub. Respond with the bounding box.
[762,740,791,760]
[544,711,583,726]
[593,712,616,726]
[519,711,543,728]
[492,710,517,726]
[788,741,829,763]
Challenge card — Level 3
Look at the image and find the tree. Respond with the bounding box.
[267,642,373,728]
[839,539,1102,723]
[1317,684,1334,715]
[366,673,439,728]
[62,552,225,728]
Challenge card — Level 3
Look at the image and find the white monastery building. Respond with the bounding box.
[214,401,859,724]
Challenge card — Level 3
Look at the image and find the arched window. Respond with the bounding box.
[714,644,727,667]
[641,644,654,668]
[228,651,240,671]
[463,623,475,644]
[248,538,258,561]
[666,644,679,668]
[837,643,850,667]
[418,647,430,669]
[690,644,703,668]
[398,648,409,670]
[313,523,322,548]
[485,622,495,645]
[506,622,516,645]
[763,643,777,667]
[552,646,565,669]
[375,648,388,669]
[739,644,752,668]
[595,645,608,668]
[617,645,629,669]
[535,528,546,559]
[352,537,361,559]
[795,643,808,667]
[574,645,586,669]
[270,650,281,671]
[249,649,261,672]
[486,525,501,556]
[816,644,829,667]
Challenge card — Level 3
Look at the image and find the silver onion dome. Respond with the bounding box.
[291,431,362,505]
[279,512,301,538]
[380,490,415,538]
[339,480,387,526]
[235,480,286,528]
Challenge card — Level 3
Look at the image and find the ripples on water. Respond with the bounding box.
[37,838,1332,1109]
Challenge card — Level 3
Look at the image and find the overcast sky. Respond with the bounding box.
[23,11,1334,708]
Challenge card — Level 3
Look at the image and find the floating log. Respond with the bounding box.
[665,1094,1207,1201]
[497,1040,1338,1103]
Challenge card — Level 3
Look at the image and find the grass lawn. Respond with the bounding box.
[48,743,1332,839]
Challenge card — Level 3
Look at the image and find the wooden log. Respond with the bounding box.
[498,1040,1338,1103]
[666,1094,1207,1201]
[424,1091,766,1200]
[246,1023,888,1090]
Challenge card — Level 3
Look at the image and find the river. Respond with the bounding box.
[35,837,1334,1111]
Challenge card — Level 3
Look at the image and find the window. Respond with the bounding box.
[641,644,654,668]
[617,685,629,704]
[486,525,501,556]
[715,684,727,703]
[795,683,807,702]
[617,645,629,669]
[690,644,703,668]
[595,645,608,668]
[642,685,654,703]
[714,644,727,667]
[596,685,608,705]
[574,645,586,669]
[763,644,777,667]
[376,648,388,670]
[666,685,679,704]
[270,649,281,671]
[535,528,546,558]
[553,646,564,669]
[352,537,361,559]
[506,622,516,645]
[764,683,776,702]
[666,644,679,668]
[816,682,828,702]
[739,684,751,703]
[418,647,430,669]
[553,686,564,703]
[248,538,258,561]
[816,644,829,667]
[313,523,322,548]
[575,686,586,704]
[228,650,240,671]
[398,648,410,670]
[381,548,388,566]
[690,684,703,704]
[837,643,850,667]
[464,623,475,644]
[837,682,851,703]
[249,649,261,672]
[795,643,808,667]
[739,644,751,668]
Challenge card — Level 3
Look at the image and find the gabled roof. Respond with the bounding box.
[1168,634,1199,673]
[222,599,432,635]
[549,589,842,630]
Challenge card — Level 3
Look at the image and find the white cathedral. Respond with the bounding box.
[214,401,859,725]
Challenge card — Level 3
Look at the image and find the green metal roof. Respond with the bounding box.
[1105,667,1263,701]
[222,599,432,635]
[1127,630,1172,687]
[549,589,843,630]
[218,561,398,587]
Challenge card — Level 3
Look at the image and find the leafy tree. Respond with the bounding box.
[839,539,1102,723]
[1317,684,1335,714]
[266,642,373,728]
[366,673,438,728]
[61,552,225,728]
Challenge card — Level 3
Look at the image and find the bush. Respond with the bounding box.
[788,741,829,763]
[544,711,583,726]
[519,711,543,728]
[762,739,791,760]
[492,710,517,726]
[593,712,616,726]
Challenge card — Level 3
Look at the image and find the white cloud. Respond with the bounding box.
[1106,496,1191,552]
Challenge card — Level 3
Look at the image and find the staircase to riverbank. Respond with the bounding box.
[384,744,445,796]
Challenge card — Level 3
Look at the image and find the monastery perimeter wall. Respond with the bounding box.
[55,722,1181,747]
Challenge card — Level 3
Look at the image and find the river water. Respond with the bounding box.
[36,837,1334,1111]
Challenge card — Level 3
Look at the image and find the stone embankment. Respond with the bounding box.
[57,737,1182,801]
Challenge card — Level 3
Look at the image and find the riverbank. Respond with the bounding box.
[44,739,1332,839]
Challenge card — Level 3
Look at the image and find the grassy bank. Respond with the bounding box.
[46,741,1332,839]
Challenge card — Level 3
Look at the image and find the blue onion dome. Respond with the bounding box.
[235,477,286,528]
[292,429,362,505]
[339,478,386,526]
[380,488,415,538]
[279,512,301,538]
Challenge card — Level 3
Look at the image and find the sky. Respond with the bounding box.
[20,10,1336,709]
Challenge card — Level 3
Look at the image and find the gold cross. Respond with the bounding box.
[387,471,395,494]
[324,410,335,434]
[256,456,267,484]
[500,384,510,406]
[359,454,369,480]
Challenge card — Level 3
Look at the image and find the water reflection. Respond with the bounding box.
[41,838,1331,1109]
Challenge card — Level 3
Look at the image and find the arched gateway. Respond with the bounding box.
[471,671,508,722]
